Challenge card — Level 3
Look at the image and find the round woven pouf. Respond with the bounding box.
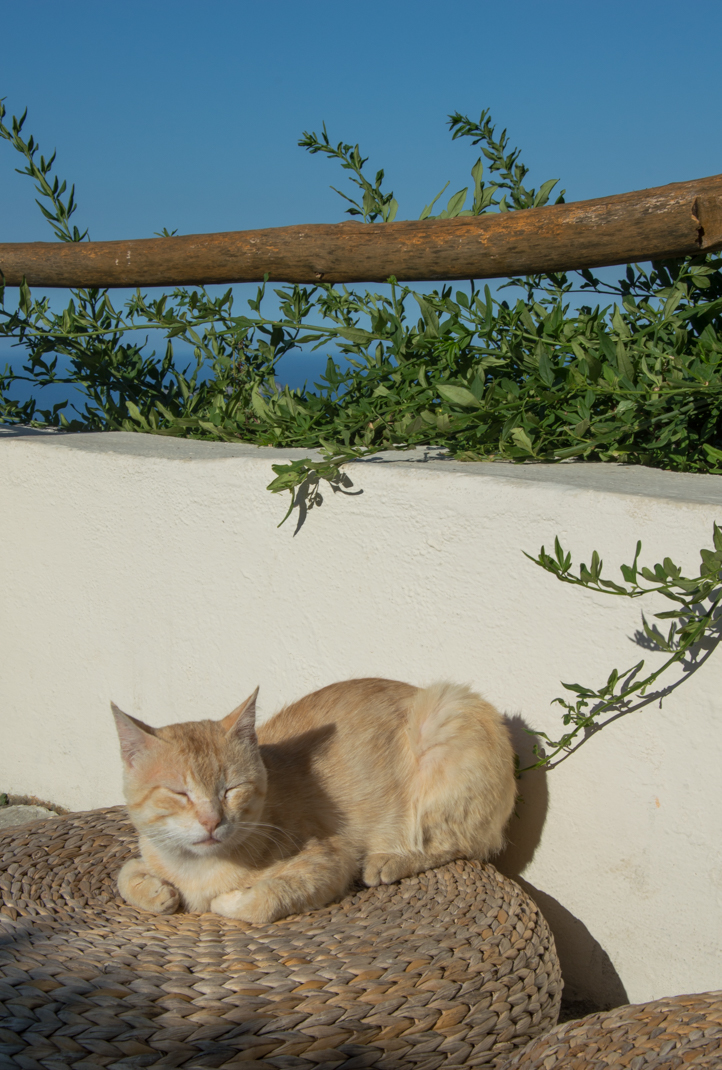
[0,808,561,1070]
[505,991,722,1069]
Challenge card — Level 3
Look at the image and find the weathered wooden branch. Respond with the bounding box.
[1,174,722,289]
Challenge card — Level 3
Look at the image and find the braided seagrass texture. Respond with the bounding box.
[507,991,722,1069]
[0,807,561,1070]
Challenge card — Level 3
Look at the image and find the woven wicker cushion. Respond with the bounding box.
[506,991,722,1069]
[0,807,561,1070]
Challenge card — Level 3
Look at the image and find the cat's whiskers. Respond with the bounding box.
[240,821,303,850]
[230,820,303,858]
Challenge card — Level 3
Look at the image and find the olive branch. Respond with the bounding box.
[523,525,722,770]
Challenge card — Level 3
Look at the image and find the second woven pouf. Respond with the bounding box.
[0,807,561,1069]
[505,991,722,1069]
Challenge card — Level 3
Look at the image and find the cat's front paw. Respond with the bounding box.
[363,853,416,886]
[118,858,180,914]
[211,882,282,924]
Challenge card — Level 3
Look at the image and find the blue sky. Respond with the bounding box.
[3,0,721,240]
[2,0,722,397]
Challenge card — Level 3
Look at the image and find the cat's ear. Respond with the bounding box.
[111,702,161,767]
[221,687,259,744]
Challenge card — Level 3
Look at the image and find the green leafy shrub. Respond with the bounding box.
[2,99,722,518]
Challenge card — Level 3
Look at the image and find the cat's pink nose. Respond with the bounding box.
[199,814,221,834]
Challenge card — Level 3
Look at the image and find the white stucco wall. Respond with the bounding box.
[2,427,721,1009]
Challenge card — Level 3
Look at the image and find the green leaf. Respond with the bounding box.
[616,342,635,383]
[510,427,534,454]
[554,537,570,571]
[419,180,450,220]
[538,347,555,387]
[532,178,559,207]
[596,329,616,364]
[337,326,373,344]
[561,681,597,697]
[125,401,147,427]
[18,277,32,315]
[597,578,628,593]
[663,288,684,319]
[251,387,270,419]
[414,295,439,337]
[585,353,602,382]
[611,306,630,339]
[443,188,468,217]
[437,384,480,408]
[703,443,722,462]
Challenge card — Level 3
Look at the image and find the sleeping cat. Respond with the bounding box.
[111,678,516,923]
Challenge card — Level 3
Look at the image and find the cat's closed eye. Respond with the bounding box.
[224,786,249,800]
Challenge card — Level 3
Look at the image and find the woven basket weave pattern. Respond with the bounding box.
[507,991,722,1069]
[0,808,561,1070]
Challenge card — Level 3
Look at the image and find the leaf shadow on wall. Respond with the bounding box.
[496,713,629,1014]
[290,472,363,535]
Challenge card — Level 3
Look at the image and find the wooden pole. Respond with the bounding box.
[1,174,722,289]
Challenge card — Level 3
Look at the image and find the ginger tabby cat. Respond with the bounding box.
[112,678,515,923]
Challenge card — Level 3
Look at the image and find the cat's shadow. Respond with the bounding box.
[497,714,549,875]
[496,713,629,1014]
